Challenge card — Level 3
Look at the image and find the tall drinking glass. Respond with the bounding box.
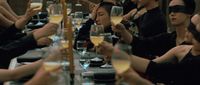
[77,40,87,56]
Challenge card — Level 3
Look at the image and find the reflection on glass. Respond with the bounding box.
[74,12,83,30]
[111,48,131,84]
[110,6,123,38]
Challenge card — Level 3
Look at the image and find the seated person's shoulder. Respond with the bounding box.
[174,45,192,51]
[173,45,192,58]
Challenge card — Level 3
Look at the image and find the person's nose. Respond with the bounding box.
[95,16,100,23]
[169,12,175,17]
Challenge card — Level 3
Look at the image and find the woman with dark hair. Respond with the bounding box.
[113,0,196,59]
[74,2,116,49]
[99,13,200,85]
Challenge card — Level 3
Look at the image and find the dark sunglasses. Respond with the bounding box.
[169,5,189,14]
[188,21,200,42]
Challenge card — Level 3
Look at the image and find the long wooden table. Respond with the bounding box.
[4,48,115,85]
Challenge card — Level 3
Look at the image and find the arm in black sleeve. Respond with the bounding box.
[131,33,175,57]
[0,34,38,62]
[74,19,95,49]
[131,33,174,46]
[0,24,24,41]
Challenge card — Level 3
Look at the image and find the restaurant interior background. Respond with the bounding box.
[6,0,200,31]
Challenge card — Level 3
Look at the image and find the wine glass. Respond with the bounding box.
[100,33,113,68]
[110,6,123,25]
[110,6,123,38]
[80,57,90,71]
[43,44,70,85]
[77,40,87,57]
[48,3,63,24]
[67,3,72,15]
[74,11,83,30]
[47,3,63,43]
[76,41,90,71]
[43,46,63,73]
[31,0,44,26]
[111,48,131,84]
[90,25,104,61]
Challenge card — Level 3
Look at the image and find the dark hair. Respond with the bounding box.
[182,0,196,14]
[98,2,115,16]
[188,21,200,42]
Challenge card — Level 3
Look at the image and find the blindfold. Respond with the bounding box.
[188,22,200,42]
[169,5,191,14]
